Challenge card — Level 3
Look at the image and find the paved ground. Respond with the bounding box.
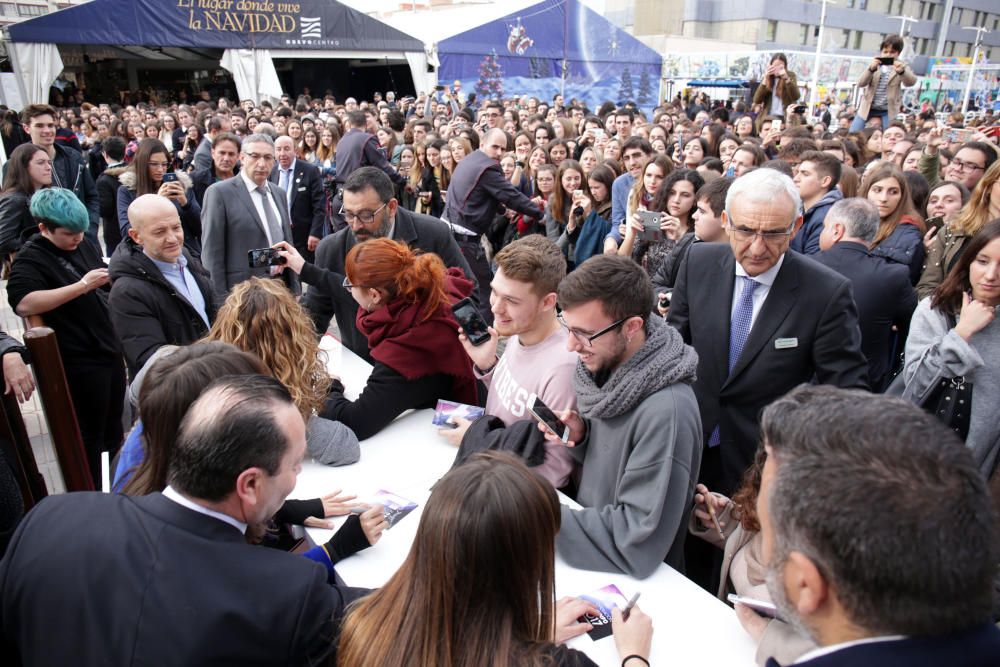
[1,278,66,494]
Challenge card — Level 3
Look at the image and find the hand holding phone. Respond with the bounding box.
[248,247,287,268]
[451,297,492,347]
[529,396,570,443]
[636,210,664,242]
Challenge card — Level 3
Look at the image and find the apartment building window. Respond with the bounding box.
[845,0,855,7]
[18,5,46,16]
[766,20,778,42]
[799,23,810,45]
[853,30,863,50]
[0,3,15,16]
[951,7,963,25]
[945,41,955,56]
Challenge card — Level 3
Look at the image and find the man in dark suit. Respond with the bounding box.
[0,374,366,666]
[814,198,917,391]
[443,128,545,323]
[331,110,410,230]
[668,168,868,496]
[296,167,475,362]
[270,135,325,263]
[749,385,1000,667]
[201,133,300,302]
[189,132,240,208]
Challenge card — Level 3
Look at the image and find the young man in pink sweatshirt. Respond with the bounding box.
[440,235,578,488]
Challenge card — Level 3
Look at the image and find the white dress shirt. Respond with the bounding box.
[162,485,247,534]
[239,170,283,245]
[732,253,786,330]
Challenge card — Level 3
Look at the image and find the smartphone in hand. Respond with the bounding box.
[248,248,286,268]
[529,396,570,443]
[451,297,491,346]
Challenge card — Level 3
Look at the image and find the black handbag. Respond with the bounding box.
[920,375,973,440]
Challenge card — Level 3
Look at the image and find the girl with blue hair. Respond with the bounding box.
[7,187,125,486]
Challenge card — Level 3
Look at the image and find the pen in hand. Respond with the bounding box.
[622,592,641,621]
[705,498,726,542]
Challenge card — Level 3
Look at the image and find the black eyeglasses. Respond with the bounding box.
[342,276,356,291]
[339,202,387,224]
[557,313,628,347]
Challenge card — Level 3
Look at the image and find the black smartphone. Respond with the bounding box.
[451,297,491,346]
[434,85,446,91]
[877,56,896,66]
[161,172,179,183]
[247,247,286,268]
[926,215,945,233]
[529,396,570,443]
[793,105,807,115]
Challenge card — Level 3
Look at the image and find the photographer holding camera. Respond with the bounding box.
[850,34,917,133]
[752,53,800,133]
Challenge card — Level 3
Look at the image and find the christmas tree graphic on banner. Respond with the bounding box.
[637,68,653,106]
[618,67,634,104]
[476,50,504,100]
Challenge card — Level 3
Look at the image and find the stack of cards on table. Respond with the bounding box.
[577,584,630,640]
[366,490,418,529]
[432,399,485,429]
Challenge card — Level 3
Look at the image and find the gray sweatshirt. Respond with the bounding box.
[557,383,702,578]
[904,298,1000,477]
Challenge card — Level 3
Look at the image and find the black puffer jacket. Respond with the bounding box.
[108,237,216,377]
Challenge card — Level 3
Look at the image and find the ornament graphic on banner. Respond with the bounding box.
[507,19,533,56]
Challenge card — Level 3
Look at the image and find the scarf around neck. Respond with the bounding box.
[574,316,698,419]
[356,268,478,405]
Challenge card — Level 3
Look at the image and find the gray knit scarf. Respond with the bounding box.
[574,316,698,419]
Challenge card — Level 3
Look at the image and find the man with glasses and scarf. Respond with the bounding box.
[543,254,702,578]
[286,168,473,362]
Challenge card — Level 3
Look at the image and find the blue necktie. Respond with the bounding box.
[279,169,292,210]
[708,276,760,447]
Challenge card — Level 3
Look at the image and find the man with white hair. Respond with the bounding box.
[668,168,869,497]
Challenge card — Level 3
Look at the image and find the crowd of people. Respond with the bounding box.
[1,31,1000,666]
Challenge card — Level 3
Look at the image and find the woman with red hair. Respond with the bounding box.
[316,238,478,439]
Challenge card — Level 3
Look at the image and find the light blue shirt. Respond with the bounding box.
[149,253,210,327]
[607,171,636,243]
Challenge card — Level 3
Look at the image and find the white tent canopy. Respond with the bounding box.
[8,42,63,106]
[220,49,283,106]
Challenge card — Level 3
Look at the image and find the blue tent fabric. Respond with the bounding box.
[438,0,662,112]
[8,0,423,52]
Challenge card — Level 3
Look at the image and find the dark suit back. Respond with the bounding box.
[813,242,917,391]
[668,245,869,492]
[0,492,362,666]
[270,159,326,260]
[766,624,1000,667]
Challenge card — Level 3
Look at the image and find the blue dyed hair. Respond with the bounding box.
[30,187,89,233]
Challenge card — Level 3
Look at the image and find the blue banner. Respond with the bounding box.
[438,0,661,112]
[9,0,423,52]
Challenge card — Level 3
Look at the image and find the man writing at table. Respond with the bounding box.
[0,375,366,666]
[545,255,702,578]
[750,385,1000,666]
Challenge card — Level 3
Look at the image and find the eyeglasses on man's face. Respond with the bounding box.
[339,202,388,225]
[557,313,628,347]
[727,223,795,245]
[949,157,984,173]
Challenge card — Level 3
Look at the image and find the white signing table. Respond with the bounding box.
[289,336,758,666]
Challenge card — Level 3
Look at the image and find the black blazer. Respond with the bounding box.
[766,624,1000,667]
[269,159,326,258]
[301,206,475,361]
[813,242,917,391]
[668,244,869,493]
[0,491,367,667]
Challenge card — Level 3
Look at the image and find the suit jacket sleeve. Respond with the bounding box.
[288,561,363,666]
[179,190,202,242]
[307,168,326,237]
[301,238,340,335]
[362,136,406,187]
[200,183,228,302]
[482,165,544,219]
[276,190,302,296]
[665,248,692,342]
[812,278,870,389]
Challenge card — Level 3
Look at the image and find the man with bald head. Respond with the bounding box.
[444,128,545,321]
[109,194,215,376]
[269,135,325,263]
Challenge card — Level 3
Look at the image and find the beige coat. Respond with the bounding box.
[917,224,970,300]
[856,63,917,119]
[690,498,815,667]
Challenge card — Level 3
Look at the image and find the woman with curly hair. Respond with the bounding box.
[206,277,359,463]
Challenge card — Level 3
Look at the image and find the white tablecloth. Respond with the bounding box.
[291,336,758,666]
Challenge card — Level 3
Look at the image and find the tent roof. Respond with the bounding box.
[438,0,659,65]
[8,0,424,53]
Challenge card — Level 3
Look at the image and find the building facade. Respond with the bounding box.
[606,0,999,74]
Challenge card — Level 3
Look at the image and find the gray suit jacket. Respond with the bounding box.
[201,175,301,302]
